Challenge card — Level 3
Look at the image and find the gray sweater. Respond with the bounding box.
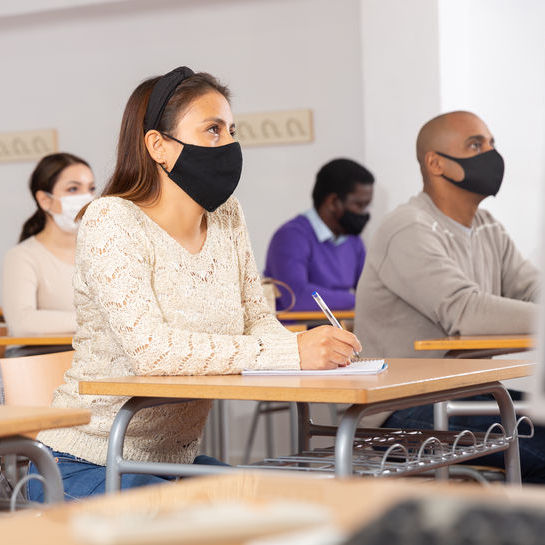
[355,192,539,360]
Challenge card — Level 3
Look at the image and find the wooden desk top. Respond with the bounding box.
[2,473,545,545]
[0,334,73,346]
[79,358,534,405]
[0,406,90,438]
[276,310,355,321]
[414,335,534,351]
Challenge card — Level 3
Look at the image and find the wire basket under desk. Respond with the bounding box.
[238,419,533,478]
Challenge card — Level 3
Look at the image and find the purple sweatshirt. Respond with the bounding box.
[264,214,365,311]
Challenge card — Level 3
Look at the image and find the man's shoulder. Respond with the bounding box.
[272,214,313,238]
[374,194,437,242]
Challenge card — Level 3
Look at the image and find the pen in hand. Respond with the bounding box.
[312,291,361,359]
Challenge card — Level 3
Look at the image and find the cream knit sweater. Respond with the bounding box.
[39,196,300,466]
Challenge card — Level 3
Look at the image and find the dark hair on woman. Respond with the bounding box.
[312,158,375,209]
[19,152,90,242]
[98,72,230,208]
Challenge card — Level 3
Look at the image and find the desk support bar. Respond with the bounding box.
[106,397,234,493]
[0,436,63,504]
[334,382,521,484]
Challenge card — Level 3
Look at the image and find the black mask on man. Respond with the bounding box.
[160,134,243,212]
[339,210,370,236]
[435,149,504,197]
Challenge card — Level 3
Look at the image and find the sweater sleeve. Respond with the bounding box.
[2,246,76,336]
[377,223,537,336]
[265,223,355,311]
[78,199,299,375]
[232,201,299,341]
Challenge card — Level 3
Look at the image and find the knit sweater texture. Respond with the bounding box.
[39,196,300,466]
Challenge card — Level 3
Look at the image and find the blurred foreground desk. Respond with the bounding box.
[0,406,90,504]
[79,357,533,490]
[3,472,545,545]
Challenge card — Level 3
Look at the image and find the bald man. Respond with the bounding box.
[353,111,544,483]
[355,111,538,359]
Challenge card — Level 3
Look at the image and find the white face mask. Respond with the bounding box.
[46,192,94,233]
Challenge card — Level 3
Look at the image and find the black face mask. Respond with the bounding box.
[161,134,243,212]
[436,149,505,197]
[339,210,370,236]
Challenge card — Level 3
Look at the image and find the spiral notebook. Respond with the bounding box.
[242,359,387,376]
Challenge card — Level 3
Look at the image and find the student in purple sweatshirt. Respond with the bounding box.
[264,158,374,311]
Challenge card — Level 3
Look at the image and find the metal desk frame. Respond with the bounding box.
[0,436,63,503]
[103,380,520,492]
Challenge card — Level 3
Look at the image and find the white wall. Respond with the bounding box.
[359,0,442,244]
[0,0,365,276]
[439,0,545,262]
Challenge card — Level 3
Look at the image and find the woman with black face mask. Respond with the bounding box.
[29,67,361,501]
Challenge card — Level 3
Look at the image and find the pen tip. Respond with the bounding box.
[312,291,318,296]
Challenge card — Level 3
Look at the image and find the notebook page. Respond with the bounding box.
[242,359,387,376]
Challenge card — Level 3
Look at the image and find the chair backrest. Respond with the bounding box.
[0,350,74,407]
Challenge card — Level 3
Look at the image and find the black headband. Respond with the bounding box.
[143,66,195,133]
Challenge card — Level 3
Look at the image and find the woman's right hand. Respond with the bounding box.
[296,325,362,370]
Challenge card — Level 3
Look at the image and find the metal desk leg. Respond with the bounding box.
[0,436,63,504]
[106,397,190,493]
[434,402,449,480]
[489,384,521,485]
[335,404,366,478]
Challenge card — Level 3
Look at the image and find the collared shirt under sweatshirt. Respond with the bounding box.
[355,192,539,360]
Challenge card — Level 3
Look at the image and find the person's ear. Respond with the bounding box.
[144,130,168,166]
[322,193,336,210]
[425,151,444,176]
[35,190,53,212]
[324,193,344,218]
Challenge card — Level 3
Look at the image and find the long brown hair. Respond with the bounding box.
[99,72,231,209]
[20,152,90,242]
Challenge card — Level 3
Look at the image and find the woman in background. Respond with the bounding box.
[2,153,95,354]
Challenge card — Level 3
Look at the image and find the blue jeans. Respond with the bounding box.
[28,450,227,502]
[383,390,545,484]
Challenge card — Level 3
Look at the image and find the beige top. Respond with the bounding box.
[39,196,300,466]
[2,236,77,336]
[355,192,539,360]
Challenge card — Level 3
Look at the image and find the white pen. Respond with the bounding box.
[312,291,360,358]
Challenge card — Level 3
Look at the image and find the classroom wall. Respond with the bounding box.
[438,0,545,262]
[358,0,442,243]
